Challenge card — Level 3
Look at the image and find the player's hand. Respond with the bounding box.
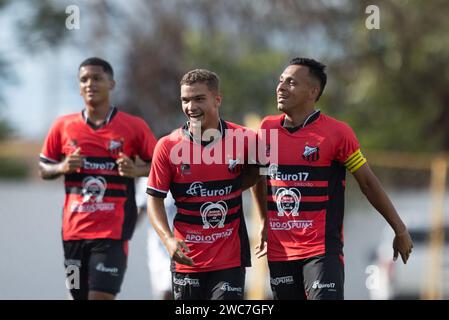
[116,152,137,177]
[61,147,84,174]
[393,229,414,264]
[165,237,194,266]
[255,223,268,259]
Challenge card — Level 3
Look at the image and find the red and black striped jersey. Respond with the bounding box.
[40,107,157,241]
[260,111,366,261]
[147,120,253,273]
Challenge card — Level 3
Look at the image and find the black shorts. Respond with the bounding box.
[172,267,245,300]
[63,239,128,300]
[268,254,344,300]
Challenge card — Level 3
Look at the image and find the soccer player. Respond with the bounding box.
[39,57,157,300]
[252,57,414,300]
[146,69,259,300]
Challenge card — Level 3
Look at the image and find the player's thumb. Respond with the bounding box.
[72,147,81,155]
[180,241,190,253]
[119,152,130,159]
[393,248,398,261]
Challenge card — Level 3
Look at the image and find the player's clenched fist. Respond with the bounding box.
[116,152,137,177]
[61,147,84,174]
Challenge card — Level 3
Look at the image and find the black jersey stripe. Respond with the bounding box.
[175,195,242,212]
[267,164,332,181]
[267,186,329,197]
[170,178,242,198]
[267,200,327,212]
[39,154,59,164]
[64,173,131,184]
[65,186,127,198]
[146,187,167,198]
[174,210,241,226]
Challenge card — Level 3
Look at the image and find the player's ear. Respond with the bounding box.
[109,79,116,91]
[215,93,222,108]
[309,85,319,101]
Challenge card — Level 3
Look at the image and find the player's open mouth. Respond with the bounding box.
[189,114,203,119]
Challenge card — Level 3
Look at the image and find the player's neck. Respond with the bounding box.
[284,106,316,128]
[189,118,221,142]
[85,102,111,125]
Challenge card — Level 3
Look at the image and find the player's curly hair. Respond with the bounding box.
[289,57,327,102]
[180,69,220,92]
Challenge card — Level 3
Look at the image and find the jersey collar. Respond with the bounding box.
[82,106,117,130]
[282,109,321,133]
[182,118,227,146]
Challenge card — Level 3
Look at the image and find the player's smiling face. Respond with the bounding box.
[181,82,221,132]
[79,65,115,106]
[276,65,318,113]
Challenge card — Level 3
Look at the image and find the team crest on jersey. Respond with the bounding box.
[227,158,242,174]
[108,138,124,157]
[180,163,191,175]
[68,139,78,153]
[200,201,228,229]
[81,176,107,203]
[275,187,301,217]
[302,145,319,162]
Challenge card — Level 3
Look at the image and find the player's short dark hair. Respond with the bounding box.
[180,69,220,92]
[79,57,114,79]
[289,57,327,101]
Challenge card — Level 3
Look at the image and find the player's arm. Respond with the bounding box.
[251,175,268,258]
[242,165,262,190]
[352,163,414,264]
[116,152,150,178]
[147,195,194,266]
[39,147,83,180]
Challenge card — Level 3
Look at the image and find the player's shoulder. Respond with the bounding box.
[223,120,251,132]
[156,128,183,148]
[260,114,283,129]
[116,110,147,126]
[319,113,355,135]
[50,112,82,129]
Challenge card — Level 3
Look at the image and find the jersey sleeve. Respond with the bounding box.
[147,138,173,198]
[334,123,367,173]
[40,119,63,164]
[244,127,260,167]
[134,118,158,163]
[255,118,272,168]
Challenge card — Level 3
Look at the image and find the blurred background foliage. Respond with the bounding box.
[0,0,448,151]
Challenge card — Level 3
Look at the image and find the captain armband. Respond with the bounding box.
[344,149,367,173]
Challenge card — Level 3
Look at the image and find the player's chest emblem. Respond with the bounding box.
[302,145,320,162]
[200,201,228,229]
[180,163,191,175]
[82,176,107,203]
[275,187,301,217]
[108,138,124,156]
[227,158,241,174]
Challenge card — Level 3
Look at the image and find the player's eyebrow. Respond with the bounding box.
[181,94,207,100]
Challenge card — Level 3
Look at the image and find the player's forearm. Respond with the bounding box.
[147,195,174,242]
[134,163,151,177]
[39,162,64,180]
[359,175,406,235]
[242,166,262,190]
[251,176,268,224]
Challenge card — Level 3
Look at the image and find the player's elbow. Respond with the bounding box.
[38,166,48,180]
